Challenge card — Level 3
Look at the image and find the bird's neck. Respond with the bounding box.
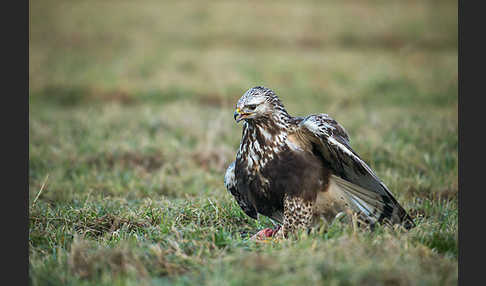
[244,121,288,145]
[236,106,294,170]
[237,114,291,167]
[245,110,292,142]
[248,107,292,131]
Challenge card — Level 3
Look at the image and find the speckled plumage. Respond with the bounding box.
[225,86,414,239]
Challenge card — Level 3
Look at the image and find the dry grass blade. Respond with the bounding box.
[31,174,49,209]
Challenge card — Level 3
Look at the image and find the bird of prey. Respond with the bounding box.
[224,86,414,239]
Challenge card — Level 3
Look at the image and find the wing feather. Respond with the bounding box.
[297,114,414,229]
[224,161,258,219]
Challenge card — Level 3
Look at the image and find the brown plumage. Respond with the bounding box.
[224,86,415,239]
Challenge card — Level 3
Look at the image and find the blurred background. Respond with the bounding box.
[29,0,458,284]
[30,0,457,107]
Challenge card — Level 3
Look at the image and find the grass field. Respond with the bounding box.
[29,1,458,285]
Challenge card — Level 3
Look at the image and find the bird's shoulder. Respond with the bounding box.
[294,113,350,145]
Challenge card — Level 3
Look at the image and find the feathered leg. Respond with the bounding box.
[274,194,314,239]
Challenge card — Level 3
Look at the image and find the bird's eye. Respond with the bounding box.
[247,104,257,110]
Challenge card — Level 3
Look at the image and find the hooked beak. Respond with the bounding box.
[234,108,250,123]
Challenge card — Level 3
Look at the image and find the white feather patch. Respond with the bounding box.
[327,137,376,176]
[286,139,303,151]
[224,162,236,189]
[259,127,273,142]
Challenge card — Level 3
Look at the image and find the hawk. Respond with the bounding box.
[224,86,414,239]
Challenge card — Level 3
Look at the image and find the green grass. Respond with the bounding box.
[29,0,457,285]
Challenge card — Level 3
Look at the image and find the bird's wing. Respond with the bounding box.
[296,114,414,229]
[224,162,258,219]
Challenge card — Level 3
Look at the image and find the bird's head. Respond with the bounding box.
[233,86,286,123]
